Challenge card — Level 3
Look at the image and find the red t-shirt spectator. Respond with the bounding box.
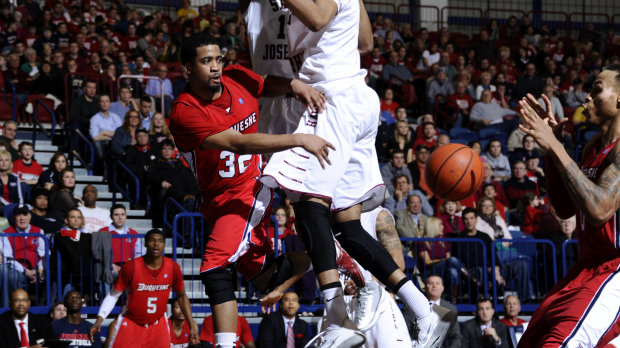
[448,93,473,113]
[13,159,43,182]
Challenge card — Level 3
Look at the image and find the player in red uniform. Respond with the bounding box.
[517,66,620,347]
[88,229,199,347]
[169,298,192,348]
[168,34,331,348]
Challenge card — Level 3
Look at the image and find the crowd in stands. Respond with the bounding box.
[0,0,617,345]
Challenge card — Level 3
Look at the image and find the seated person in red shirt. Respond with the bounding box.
[169,298,192,348]
[500,295,528,328]
[98,204,143,276]
[448,81,473,128]
[200,314,256,348]
[12,141,43,187]
[412,122,437,151]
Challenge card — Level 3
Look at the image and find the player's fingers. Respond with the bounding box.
[518,123,534,136]
[541,94,555,120]
[326,142,335,151]
[520,99,539,124]
[525,94,546,116]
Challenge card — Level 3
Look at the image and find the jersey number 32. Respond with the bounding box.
[219,151,252,178]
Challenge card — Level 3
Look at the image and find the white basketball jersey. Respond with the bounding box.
[244,0,293,77]
[287,0,364,85]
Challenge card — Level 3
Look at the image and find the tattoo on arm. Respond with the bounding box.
[376,213,403,252]
[556,150,620,225]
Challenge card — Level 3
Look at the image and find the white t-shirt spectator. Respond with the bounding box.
[79,206,112,233]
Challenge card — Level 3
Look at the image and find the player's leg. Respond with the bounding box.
[110,316,147,348]
[364,293,411,348]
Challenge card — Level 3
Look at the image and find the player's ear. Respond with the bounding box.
[184,64,192,74]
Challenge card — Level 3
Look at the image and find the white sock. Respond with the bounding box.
[396,280,431,318]
[215,332,237,348]
[322,286,348,326]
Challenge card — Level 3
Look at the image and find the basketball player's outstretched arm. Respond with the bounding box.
[284,0,338,32]
[358,0,373,54]
[201,129,335,168]
[520,94,620,226]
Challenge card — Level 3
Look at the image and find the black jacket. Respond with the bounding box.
[147,158,199,201]
[462,317,508,348]
[256,312,310,348]
[0,311,56,348]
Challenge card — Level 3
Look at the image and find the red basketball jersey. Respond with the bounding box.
[169,65,263,201]
[168,319,191,348]
[577,138,620,262]
[114,256,184,325]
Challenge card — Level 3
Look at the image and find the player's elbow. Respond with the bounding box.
[307,20,327,32]
[358,41,373,55]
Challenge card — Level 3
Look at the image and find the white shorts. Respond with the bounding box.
[258,95,301,135]
[363,297,411,348]
[261,76,385,211]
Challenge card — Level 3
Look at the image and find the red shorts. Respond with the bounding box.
[110,314,170,348]
[518,258,620,348]
[200,179,274,279]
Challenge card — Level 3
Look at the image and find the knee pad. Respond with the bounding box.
[201,268,235,306]
[334,220,399,284]
[293,201,337,274]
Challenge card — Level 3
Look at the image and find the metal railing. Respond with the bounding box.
[111,161,141,205]
[31,98,58,148]
[68,128,95,175]
[2,83,16,122]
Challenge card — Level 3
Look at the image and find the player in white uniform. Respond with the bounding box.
[241,0,300,135]
[260,1,455,347]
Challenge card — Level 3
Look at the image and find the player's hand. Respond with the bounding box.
[112,264,121,274]
[299,134,335,169]
[519,93,568,150]
[290,79,326,113]
[162,180,172,189]
[189,319,200,345]
[89,323,101,343]
[260,287,284,314]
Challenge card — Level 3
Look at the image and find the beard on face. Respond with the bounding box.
[208,82,222,93]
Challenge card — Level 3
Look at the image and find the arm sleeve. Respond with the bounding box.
[89,116,99,139]
[109,129,126,156]
[97,288,123,320]
[470,104,483,122]
[163,80,173,97]
[222,65,264,98]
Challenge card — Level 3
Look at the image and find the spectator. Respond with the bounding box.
[90,94,122,174]
[438,51,457,81]
[0,206,46,301]
[98,204,143,273]
[145,64,174,115]
[380,150,413,196]
[148,112,172,150]
[169,298,192,348]
[439,200,464,237]
[386,120,414,162]
[121,128,156,208]
[49,169,81,221]
[475,72,496,101]
[461,298,509,348]
[147,140,199,230]
[12,141,42,187]
[172,66,189,99]
[29,188,63,240]
[518,193,545,236]
[384,174,433,216]
[564,77,587,108]
[78,185,112,234]
[138,96,155,130]
[382,50,413,87]
[53,208,92,299]
[136,29,157,63]
[37,151,67,190]
[0,289,56,347]
[449,81,474,127]
[418,217,465,301]
[69,80,99,138]
[395,193,429,238]
[257,291,309,348]
[537,85,564,121]
[177,0,198,19]
[509,134,543,166]
[476,197,511,242]
[3,53,32,107]
[204,21,226,49]
[548,215,578,274]
[49,301,67,321]
[362,46,386,89]
[408,144,433,198]
[480,183,508,221]
[515,63,544,100]
[504,161,539,208]
[380,88,399,117]
[500,295,528,327]
[110,109,142,157]
[412,123,437,150]
[201,314,256,348]
[426,67,454,113]
[0,121,20,161]
[421,275,462,348]
[0,150,24,208]
[470,90,518,132]
[525,155,547,196]
[482,140,511,181]
[109,84,137,118]
[52,290,101,348]
[20,48,41,79]
[469,29,496,62]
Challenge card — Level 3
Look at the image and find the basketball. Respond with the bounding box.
[424,143,484,201]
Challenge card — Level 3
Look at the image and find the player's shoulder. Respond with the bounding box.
[223,65,263,96]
